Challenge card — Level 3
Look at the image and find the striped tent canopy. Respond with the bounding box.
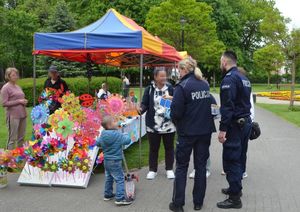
[33,9,182,67]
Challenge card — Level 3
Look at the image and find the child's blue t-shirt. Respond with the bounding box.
[96,130,131,161]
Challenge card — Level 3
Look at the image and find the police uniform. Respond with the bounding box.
[219,67,252,198]
[170,72,216,208]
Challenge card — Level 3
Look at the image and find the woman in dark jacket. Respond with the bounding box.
[140,68,176,180]
[44,65,69,114]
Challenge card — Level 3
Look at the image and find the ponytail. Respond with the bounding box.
[194,67,203,80]
[178,58,203,80]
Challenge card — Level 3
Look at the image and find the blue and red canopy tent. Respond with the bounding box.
[32,8,182,168]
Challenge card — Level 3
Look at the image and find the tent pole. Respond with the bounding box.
[33,55,37,106]
[139,54,143,169]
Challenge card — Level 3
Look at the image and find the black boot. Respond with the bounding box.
[221,188,243,197]
[217,195,242,209]
[169,202,184,212]
[194,204,202,210]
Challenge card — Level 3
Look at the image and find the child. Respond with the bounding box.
[96,116,132,205]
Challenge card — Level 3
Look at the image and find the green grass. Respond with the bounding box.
[0,107,33,149]
[257,103,300,127]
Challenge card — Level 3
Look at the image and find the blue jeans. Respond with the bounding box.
[104,160,125,201]
[172,134,211,207]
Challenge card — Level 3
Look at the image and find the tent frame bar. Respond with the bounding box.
[139,54,143,169]
[33,55,37,106]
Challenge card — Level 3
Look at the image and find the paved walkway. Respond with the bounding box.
[1,105,300,212]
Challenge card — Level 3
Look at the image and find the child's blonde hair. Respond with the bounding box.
[101,116,114,130]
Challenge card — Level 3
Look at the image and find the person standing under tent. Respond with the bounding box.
[44,65,69,114]
[122,75,130,98]
[97,82,111,100]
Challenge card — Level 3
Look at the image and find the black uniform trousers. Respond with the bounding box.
[222,118,252,195]
[172,134,211,207]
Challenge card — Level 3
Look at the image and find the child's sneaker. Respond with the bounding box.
[104,194,115,201]
[115,199,133,206]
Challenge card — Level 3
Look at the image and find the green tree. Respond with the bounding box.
[67,0,163,28]
[38,0,77,74]
[284,29,300,107]
[45,0,75,32]
[217,0,288,72]
[19,0,56,28]
[253,44,285,86]
[145,0,224,75]
[0,8,39,77]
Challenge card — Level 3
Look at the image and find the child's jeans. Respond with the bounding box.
[104,159,125,201]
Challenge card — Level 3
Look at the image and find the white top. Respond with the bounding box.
[250,92,255,121]
[97,89,111,99]
[123,77,130,86]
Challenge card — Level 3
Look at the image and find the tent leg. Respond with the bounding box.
[139,54,143,169]
[33,55,37,106]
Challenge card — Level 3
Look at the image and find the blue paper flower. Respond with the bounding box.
[31,105,50,124]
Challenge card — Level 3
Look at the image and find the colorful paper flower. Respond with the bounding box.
[49,161,59,173]
[58,158,69,172]
[31,104,50,124]
[48,109,69,129]
[56,119,74,139]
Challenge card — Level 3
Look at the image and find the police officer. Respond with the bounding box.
[169,58,216,212]
[217,51,252,209]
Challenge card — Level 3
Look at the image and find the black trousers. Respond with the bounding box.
[147,132,175,172]
[223,119,251,195]
[172,134,211,207]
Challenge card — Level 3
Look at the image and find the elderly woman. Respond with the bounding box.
[140,67,176,180]
[169,58,216,212]
[1,68,28,150]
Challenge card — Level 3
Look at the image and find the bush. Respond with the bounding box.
[18,77,122,106]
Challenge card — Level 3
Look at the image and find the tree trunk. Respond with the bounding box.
[267,72,271,87]
[290,57,296,108]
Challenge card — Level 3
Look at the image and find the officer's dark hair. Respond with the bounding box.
[153,67,167,76]
[222,50,237,64]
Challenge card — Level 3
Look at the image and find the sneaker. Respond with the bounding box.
[206,170,211,178]
[242,172,248,179]
[115,199,133,206]
[146,171,157,180]
[103,194,115,201]
[189,169,195,179]
[166,170,175,179]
